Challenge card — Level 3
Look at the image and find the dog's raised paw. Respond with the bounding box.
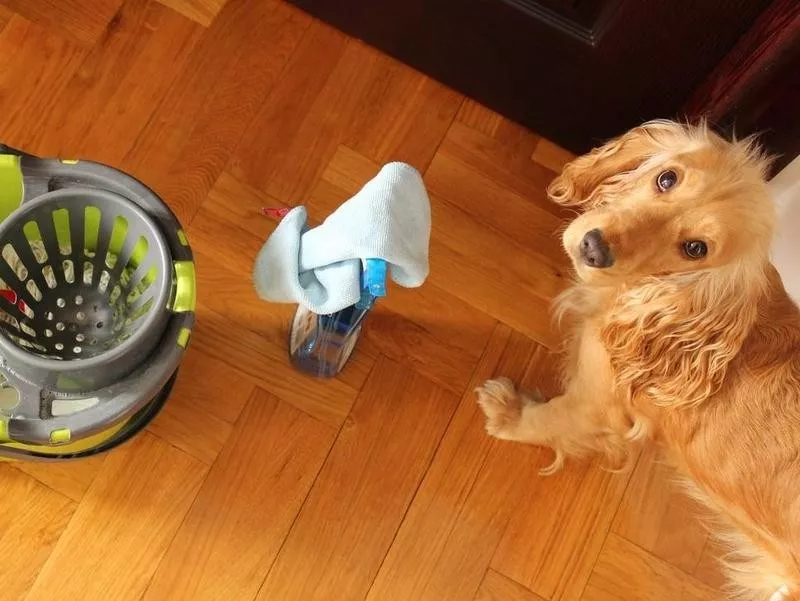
[475,377,522,439]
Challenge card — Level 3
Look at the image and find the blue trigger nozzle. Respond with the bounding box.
[364,258,387,298]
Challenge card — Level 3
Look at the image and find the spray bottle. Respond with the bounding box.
[288,258,386,377]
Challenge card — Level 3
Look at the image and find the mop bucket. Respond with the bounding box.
[0,145,195,460]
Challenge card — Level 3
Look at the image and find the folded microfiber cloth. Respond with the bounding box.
[253,162,431,315]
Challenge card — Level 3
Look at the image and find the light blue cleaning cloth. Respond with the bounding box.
[253,162,431,315]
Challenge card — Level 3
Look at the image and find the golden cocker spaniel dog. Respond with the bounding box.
[476,121,800,601]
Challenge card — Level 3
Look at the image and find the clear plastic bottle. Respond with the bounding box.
[288,259,385,378]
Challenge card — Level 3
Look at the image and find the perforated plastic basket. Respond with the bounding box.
[0,147,195,458]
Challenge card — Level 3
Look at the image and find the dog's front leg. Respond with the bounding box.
[476,325,629,472]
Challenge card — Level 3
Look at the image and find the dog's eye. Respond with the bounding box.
[657,170,678,192]
[682,240,708,259]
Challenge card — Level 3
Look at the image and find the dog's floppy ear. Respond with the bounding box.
[547,120,683,209]
[601,270,761,409]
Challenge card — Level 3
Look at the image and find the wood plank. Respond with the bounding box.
[434,120,571,222]
[189,170,285,272]
[426,140,567,267]
[340,53,462,171]
[146,346,256,464]
[531,138,575,174]
[475,570,547,601]
[156,344,254,425]
[12,454,105,503]
[29,0,202,163]
[0,0,123,44]
[192,301,361,427]
[146,397,232,465]
[0,6,14,30]
[193,248,299,345]
[122,0,311,224]
[428,193,565,349]
[518,341,564,399]
[490,454,634,601]
[456,99,507,139]
[693,537,728,590]
[611,443,709,575]
[228,18,349,201]
[230,29,375,206]
[312,144,384,206]
[581,534,717,601]
[232,29,460,202]
[0,465,75,601]
[142,388,336,601]
[455,102,562,208]
[24,432,207,601]
[457,99,553,160]
[0,15,86,149]
[156,0,228,26]
[366,325,552,601]
[257,357,459,601]
[358,286,495,395]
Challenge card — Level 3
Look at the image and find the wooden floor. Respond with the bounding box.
[0,1,728,600]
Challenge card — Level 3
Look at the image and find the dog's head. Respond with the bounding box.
[551,121,777,409]
[549,120,774,286]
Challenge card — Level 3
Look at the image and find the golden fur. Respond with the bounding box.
[476,120,800,601]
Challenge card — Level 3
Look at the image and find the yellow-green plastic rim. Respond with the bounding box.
[172,261,196,313]
[0,154,23,222]
[177,327,191,348]
[0,419,128,456]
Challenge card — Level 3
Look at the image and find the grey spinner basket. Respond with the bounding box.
[0,146,195,458]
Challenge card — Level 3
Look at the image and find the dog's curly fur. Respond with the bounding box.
[476,120,800,601]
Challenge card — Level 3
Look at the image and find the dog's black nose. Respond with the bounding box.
[580,229,613,268]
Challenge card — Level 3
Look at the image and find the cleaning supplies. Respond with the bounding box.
[254,162,431,377]
[288,259,386,377]
[253,162,430,315]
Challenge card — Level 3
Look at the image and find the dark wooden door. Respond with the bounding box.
[683,0,800,175]
[285,0,778,156]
